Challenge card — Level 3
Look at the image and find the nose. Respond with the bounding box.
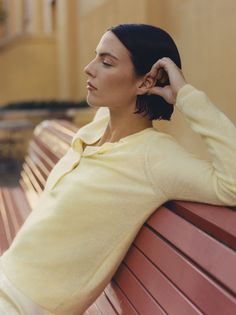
[84,59,96,77]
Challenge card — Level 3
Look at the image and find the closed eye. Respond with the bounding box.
[102,61,112,67]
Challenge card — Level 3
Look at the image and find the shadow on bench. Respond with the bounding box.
[0,119,236,315]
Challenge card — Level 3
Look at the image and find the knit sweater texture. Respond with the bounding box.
[1,84,236,315]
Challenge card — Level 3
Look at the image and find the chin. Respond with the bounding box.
[86,96,103,109]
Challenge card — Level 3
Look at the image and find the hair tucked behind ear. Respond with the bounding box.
[109,24,181,121]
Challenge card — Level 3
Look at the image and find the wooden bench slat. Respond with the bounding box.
[104,283,138,315]
[85,303,102,315]
[114,263,167,315]
[28,146,50,180]
[34,136,64,162]
[23,158,46,192]
[3,187,30,231]
[134,226,236,315]
[147,206,236,294]
[95,292,118,314]
[19,176,40,209]
[169,201,236,250]
[35,128,70,157]
[0,187,32,254]
[0,189,15,245]
[30,141,56,171]
[0,214,9,253]
[44,125,73,144]
[124,245,203,315]
[2,188,21,233]
[8,187,31,222]
[22,162,44,192]
[49,120,78,135]
[25,156,47,188]
[0,190,12,253]
[22,163,43,194]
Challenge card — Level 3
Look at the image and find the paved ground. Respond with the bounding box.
[0,160,22,186]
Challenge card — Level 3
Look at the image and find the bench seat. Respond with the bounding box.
[0,186,31,253]
[0,119,235,315]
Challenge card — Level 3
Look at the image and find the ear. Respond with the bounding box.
[136,74,156,96]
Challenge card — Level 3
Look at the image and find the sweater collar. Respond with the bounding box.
[71,112,156,154]
[71,114,109,151]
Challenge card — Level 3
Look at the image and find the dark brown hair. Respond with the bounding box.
[110,24,181,120]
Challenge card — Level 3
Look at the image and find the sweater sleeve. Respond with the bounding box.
[147,84,236,206]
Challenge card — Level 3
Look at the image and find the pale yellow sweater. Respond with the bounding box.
[1,85,236,315]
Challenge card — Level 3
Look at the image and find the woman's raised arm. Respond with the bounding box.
[146,59,236,206]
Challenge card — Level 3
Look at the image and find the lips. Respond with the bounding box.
[87,81,97,90]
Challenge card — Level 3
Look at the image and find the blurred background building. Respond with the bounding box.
[0,0,236,181]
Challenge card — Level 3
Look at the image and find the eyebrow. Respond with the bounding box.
[95,51,119,60]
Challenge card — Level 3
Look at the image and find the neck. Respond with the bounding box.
[97,105,152,145]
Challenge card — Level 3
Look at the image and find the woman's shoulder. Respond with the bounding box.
[146,128,190,157]
[148,128,179,146]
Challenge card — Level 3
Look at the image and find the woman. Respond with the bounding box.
[0,24,236,315]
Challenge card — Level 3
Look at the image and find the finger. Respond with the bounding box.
[159,57,182,75]
[148,60,163,78]
[149,58,173,81]
[148,85,167,98]
[148,85,175,105]
[155,58,172,75]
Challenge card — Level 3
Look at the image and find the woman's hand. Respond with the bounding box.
[148,57,187,105]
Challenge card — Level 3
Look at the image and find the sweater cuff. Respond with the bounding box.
[175,84,198,111]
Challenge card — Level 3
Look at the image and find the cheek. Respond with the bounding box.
[105,72,137,94]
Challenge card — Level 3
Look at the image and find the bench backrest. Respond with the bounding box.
[2,119,236,314]
[20,119,78,207]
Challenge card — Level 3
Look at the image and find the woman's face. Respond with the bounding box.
[84,31,141,110]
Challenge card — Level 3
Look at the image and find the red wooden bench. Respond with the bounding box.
[0,119,236,315]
